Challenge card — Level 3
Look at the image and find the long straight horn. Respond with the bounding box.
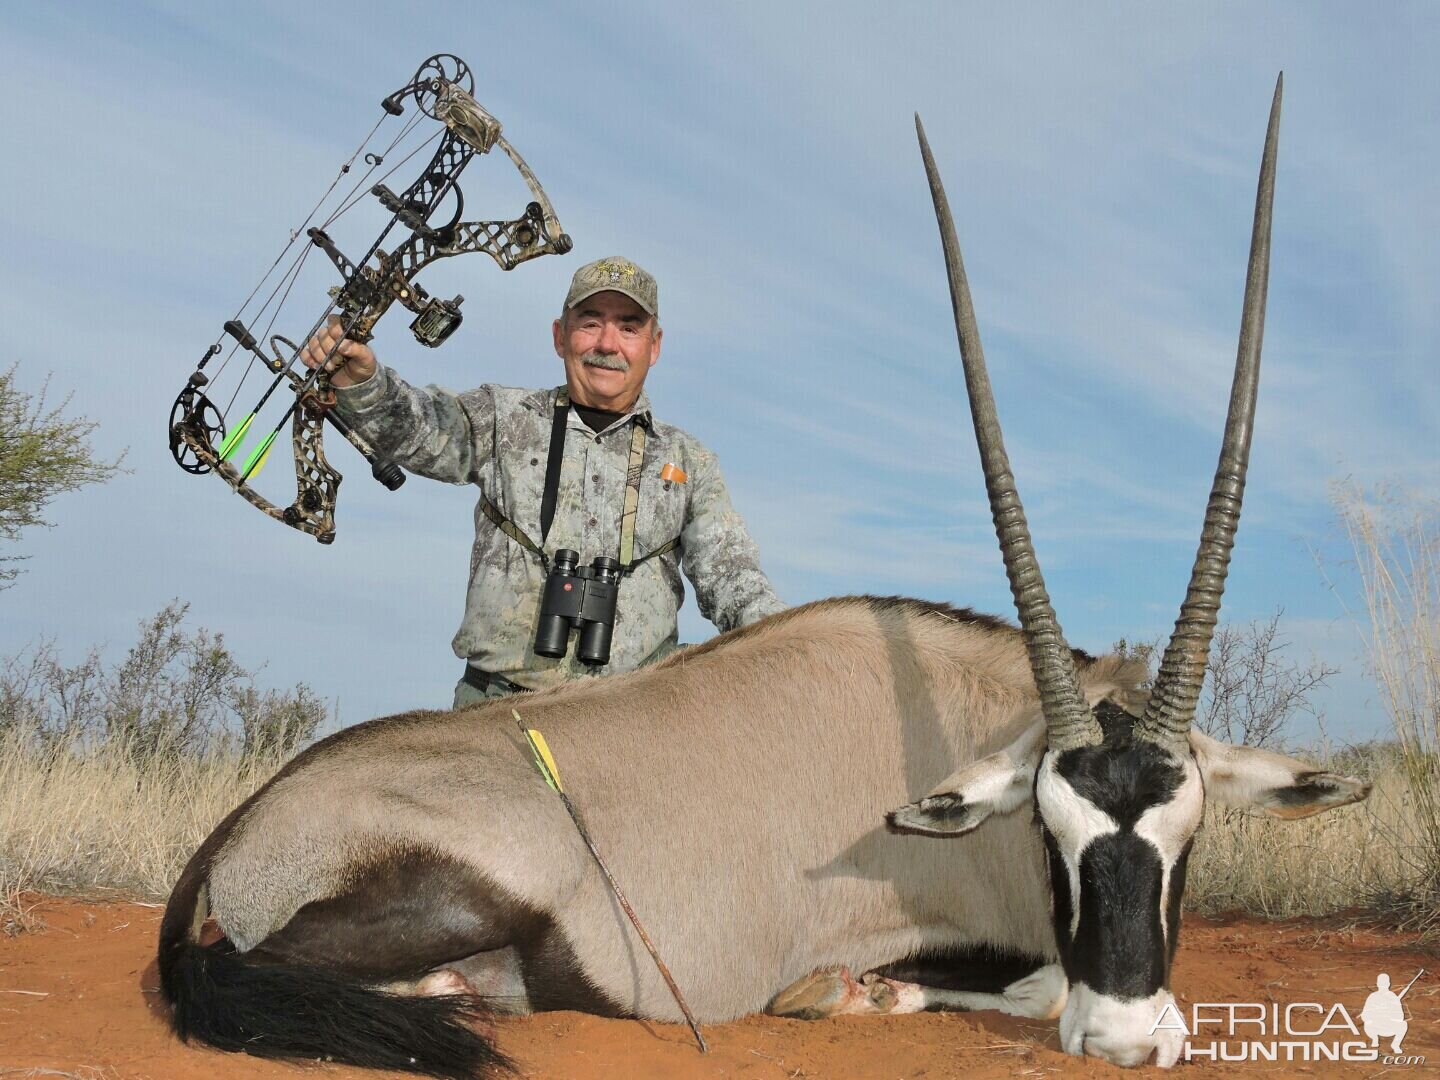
[917,115,1101,752]
[1137,75,1283,750]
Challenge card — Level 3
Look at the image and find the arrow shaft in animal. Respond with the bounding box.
[512,711,707,1053]
[557,786,708,1052]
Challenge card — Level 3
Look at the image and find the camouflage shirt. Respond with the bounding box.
[333,367,785,689]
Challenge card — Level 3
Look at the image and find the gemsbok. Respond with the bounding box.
[159,74,1370,1075]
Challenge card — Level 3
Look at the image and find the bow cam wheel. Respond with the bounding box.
[169,388,225,475]
[413,54,474,118]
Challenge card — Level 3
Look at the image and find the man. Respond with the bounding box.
[301,256,784,705]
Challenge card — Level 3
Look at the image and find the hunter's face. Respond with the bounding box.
[553,290,661,412]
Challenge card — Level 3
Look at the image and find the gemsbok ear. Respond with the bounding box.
[887,720,1045,836]
[1190,729,1372,819]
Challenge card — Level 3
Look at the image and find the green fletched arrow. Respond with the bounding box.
[216,412,255,461]
[240,430,278,480]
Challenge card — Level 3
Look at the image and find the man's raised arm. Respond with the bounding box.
[302,316,493,486]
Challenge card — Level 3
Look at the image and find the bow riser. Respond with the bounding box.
[324,130,573,340]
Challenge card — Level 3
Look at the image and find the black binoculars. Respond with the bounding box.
[533,549,621,666]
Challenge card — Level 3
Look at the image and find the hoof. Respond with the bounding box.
[861,973,900,1013]
[767,966,863,1020]
[1001,963,1068,1020]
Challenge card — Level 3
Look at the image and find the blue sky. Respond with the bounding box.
[1,2,1434,744]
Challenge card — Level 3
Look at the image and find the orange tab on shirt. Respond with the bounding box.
[660,463,688,484]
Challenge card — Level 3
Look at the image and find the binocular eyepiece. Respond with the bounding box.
[533,549,621,666]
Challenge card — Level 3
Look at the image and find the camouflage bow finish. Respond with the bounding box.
[168,54,572,544]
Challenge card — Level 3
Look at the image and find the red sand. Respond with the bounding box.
[1,896,1435,1079]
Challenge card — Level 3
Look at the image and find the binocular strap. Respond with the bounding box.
[478,388,681,576]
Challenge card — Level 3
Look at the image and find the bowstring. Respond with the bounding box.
[257,120,440,390]
[203,111,390,383]
[322,125,440,226]
[237,124,472,484]
[210,109,433,418]
[264,124,453,408]
[219,245,311,417]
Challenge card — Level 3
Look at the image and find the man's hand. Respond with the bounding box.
[301,316,377,388]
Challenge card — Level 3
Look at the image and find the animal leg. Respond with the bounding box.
[857,963,1067,1019]
[245,846,619,1018]
[764,967,968,1018]
[167,847,519,1079]
[766,966,874,1019]
[770,947,1067,1022]
[387,968,476,997]
[442,947,533,1014]
[385,947,533,1015]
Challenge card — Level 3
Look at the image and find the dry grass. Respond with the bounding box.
[0,724,286,903]
[1,875,46,936]
[1188,485,1438,934]
[1187,753,1420,919]
[1331,483,1440,935]
[0,602,324,916]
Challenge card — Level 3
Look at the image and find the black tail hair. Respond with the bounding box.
[162,938,514,1080]
[157,818,512,1080]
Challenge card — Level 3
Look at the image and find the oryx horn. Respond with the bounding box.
[917,114,1102,752]
[1136,74,1283,750]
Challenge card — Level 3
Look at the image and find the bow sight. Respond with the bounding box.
[169,54,572,543]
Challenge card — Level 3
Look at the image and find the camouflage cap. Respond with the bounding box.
[563,256,658,317]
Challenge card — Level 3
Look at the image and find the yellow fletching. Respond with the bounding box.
[529,729,563,792]
[242,431,277,479]
[513,710,563,792]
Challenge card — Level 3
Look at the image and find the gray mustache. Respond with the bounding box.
[581,352,629,373]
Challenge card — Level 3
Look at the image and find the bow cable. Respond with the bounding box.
[208,111,431,394]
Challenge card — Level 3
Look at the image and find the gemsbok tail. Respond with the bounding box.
[157,846,513,1080]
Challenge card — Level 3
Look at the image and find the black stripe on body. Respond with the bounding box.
[870,944,1050,996]
[254,843,627,1016]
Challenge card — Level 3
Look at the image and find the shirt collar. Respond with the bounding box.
[552,384,653,430]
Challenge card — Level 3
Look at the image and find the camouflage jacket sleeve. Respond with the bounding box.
[330,364,494,485]
[680,442,786,631]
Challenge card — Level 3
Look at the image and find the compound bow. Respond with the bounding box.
[169,54,572,543]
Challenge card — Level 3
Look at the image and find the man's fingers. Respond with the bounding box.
[301,335,327,369]
[299,317,374,387]
[302,327,350,370]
